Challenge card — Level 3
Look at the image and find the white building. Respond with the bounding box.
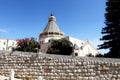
[39,13,64,53]
[39,13,99,56]
[64,36,98,56]
[0,13,99,56]
[0,38,17,51]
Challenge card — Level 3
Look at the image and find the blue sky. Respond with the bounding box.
[0,0,107,53]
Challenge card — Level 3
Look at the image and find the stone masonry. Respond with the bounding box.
[0,51,120,80]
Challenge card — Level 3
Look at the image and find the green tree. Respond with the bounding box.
[14,38,40,52]
[99,0,120,58]
[47,39,74,55]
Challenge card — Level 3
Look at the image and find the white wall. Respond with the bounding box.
[64,36,99,56]
[0,38,17,51]
[39,35,99,56]
[0,39,7,51]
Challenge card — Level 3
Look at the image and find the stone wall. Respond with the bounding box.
[0,75,22,80]
[0,51,120,80]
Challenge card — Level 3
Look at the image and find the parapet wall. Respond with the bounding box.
[0,51,120,80]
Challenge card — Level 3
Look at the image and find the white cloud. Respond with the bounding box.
[0,29,7,33]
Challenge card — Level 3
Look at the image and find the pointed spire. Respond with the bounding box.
[39,13,64,39]
[42,13,64,35]
[50,12,54,16]
[49,12,56,22]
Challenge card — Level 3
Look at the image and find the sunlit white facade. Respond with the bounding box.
[39,14,99,56]
[64,36,99,56]
[0,38,17,51]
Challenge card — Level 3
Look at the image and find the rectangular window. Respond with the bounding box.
[3,48,5,50]
[12,42,14,45]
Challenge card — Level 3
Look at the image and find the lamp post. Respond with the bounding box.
[10,69,14,80]
[38,76,43,80]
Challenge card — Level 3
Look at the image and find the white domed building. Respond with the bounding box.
[39,13,99,57]
[39,13,64,44]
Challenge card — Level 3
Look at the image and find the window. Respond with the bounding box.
[4,42,6,45]
[80,46,83,50]
[81,42,83,45]
[3,48,5,50]
[75,53,78,56]
[48,40,51,42]
[12,42,14,45]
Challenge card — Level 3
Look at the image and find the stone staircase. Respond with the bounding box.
[0,51,120,80]
[0,75,22,80]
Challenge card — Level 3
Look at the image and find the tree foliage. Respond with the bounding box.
[14,38,40,52]
[47,39,74,55]
[99,0,120,58]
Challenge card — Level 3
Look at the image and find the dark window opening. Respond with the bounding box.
[75,53,78,56]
